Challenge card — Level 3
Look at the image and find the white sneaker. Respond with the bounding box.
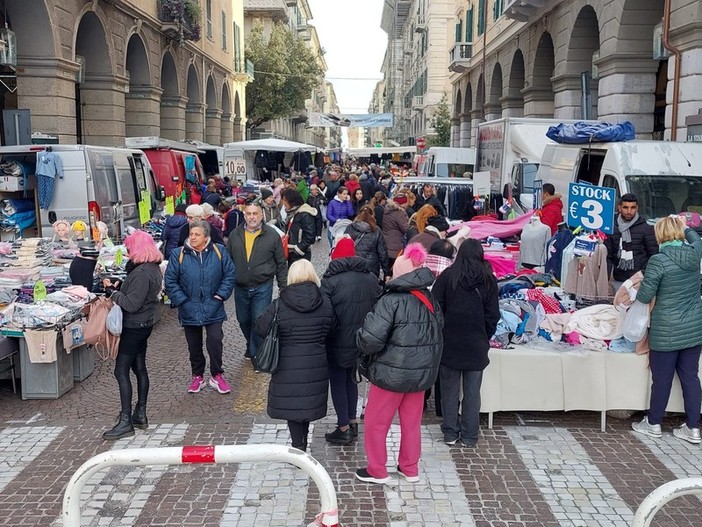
[673,423,702,444]
[632,416,662,438]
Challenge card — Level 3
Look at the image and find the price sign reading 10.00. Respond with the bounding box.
[567,182,616,234]
[225,157,246,177]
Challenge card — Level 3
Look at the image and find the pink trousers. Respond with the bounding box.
[363,384,424,478]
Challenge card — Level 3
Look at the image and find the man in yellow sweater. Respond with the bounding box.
[226,199,288,363]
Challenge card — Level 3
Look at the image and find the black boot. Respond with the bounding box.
[349,422,359,438]
[103,412,135,441]
[132,404,148,430]
[325,426,354,445]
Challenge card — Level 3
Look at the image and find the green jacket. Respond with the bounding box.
[637,228,702,351]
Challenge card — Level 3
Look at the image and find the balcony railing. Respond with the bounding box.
[448,43,472,73]
[414,14,426,33]
[234,59,255,80]
[412,96,424,110]
[158,0,201,43]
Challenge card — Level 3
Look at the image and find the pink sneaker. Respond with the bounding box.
[209,373,231,394]
[187,375,205,393]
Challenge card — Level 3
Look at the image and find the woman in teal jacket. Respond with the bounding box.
[165,220,236,395]
[632,215,702,444]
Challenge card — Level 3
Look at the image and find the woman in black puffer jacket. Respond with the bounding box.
[345,206,390,278]
[354,245,443,485]
[321,238,382,445]
[255,259,334,452]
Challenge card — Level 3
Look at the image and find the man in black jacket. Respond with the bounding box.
[226,200,288,360]
[603,193,658,287]
[415,184,446,216]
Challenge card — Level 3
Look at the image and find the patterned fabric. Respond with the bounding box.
[526,288,563,315]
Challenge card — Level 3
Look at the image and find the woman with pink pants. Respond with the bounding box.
[354,244,444,484]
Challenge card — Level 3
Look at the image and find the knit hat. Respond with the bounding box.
[427,215,450,232]
[393,195,408,205]
[392,243,427,278]
[331,237,356,260]
[260,187,273,200]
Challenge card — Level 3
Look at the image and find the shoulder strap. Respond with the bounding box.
[178,246,185,265]
[410,290,435,313]
[212,244,222,261]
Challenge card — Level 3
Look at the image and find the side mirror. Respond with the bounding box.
[428,172,435,177]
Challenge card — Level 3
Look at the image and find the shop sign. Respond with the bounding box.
[567,182,615,234]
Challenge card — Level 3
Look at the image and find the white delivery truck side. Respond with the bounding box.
[476,118,599,211]
[0,144,162,240]
[419,147,476,178]
[538,140,702,222]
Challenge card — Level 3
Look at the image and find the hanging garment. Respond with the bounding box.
[545,229,575,280]
[449,211,535,241]
[564,242,611,301]
[518,218,551,268]
[36,152,63,209]
[24,329,58,363]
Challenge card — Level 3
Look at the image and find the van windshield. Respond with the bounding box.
[626,175,702,219]
[435,163,473,178]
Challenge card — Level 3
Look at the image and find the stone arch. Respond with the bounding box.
[559,5,600,119]
[221,82,233,143]
[487,62,503,120]
[9,1,66,141]
[159,52,182,140]
[526,32,555,117]
[601,0,665,137]
[451,88,462,147]
[205,75,221,144]
[74,10,121,145]
[125,33,159,137]
[454,89,462,117]
[505,49,525,117]
[475,74,485,117]
[460,82,472,148]
[185,63,203,140]
[222,83,232,115]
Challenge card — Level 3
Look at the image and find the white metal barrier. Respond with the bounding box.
[632,477,702,527]
[62,444,340,526]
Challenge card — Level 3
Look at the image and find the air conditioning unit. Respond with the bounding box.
[653,22,671,60]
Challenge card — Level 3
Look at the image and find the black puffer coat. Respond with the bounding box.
[255,281,334,422]
[284,203,318,264]
[321,257,382,368]
[603,214,658,282]
[344,221,390,277]
[432,266,500,371]
[356,267,443,393]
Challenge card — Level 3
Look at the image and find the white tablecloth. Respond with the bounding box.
[480,346,700,426]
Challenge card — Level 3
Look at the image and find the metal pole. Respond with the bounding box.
[62,444,339,527]
[580,71,591,120]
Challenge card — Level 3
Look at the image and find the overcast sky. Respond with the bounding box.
[307,0,387,114]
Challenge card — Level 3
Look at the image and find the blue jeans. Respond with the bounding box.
[440,366,483,444]
[234,281,274,358]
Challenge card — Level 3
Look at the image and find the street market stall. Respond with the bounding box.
[223,138,320,182]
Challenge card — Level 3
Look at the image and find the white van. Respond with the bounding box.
[419,147,476,178]
[0,144,164,240]
[536,141,702,220]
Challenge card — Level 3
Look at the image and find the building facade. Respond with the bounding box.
[378,0,454,146]
[0,0,249,146]
[243,0,329,148]
[367,79,386,147]
[448,0,702,147]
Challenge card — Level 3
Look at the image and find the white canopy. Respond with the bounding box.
[224,138,318,153]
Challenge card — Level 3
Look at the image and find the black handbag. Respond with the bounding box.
[254,301,280,373]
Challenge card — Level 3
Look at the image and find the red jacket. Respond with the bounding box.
[539,194,563,235]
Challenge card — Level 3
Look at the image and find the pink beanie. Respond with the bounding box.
[392,243,428,278]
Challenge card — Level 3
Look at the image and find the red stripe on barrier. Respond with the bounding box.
[182,445,216,463]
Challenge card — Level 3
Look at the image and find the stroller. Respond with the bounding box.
[328,219,353,257]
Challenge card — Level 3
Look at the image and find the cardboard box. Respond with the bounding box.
[0,175,36,192]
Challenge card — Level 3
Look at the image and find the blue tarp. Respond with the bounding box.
[546,121,636,144]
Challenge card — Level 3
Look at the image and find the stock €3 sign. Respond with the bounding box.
[567,182,616,234]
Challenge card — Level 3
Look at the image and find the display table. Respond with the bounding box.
[480,346,700,431]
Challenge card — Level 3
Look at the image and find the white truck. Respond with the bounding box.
[476,117,597,211]
[417,147,476,178]
[537,140,702,222]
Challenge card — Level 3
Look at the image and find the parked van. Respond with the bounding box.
[125,137,206,204]
[536,140,702,220]
[182,140,224,177]
[419,147,476,178]
[0,144,164,240]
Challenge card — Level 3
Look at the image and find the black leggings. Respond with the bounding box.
[114,326,153,414]
[287,420,310,451]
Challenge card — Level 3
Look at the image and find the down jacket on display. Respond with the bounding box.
[356,267,443,393]
[321,257,382,368]
[164,242,236,327]
[636,228,702,352]
[255,281,334,422]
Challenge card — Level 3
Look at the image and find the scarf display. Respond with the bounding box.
[616,213,639,271]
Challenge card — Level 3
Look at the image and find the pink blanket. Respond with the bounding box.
[449,211,535,240]
[484,253,517,278]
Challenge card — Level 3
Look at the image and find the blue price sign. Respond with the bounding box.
[567,182,616,234]
[533,179,543,210]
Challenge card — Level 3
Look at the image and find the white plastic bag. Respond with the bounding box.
[622,300,649,342]
[106,304,123,336]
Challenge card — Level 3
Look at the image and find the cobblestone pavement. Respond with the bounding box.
[1,239,702,526]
